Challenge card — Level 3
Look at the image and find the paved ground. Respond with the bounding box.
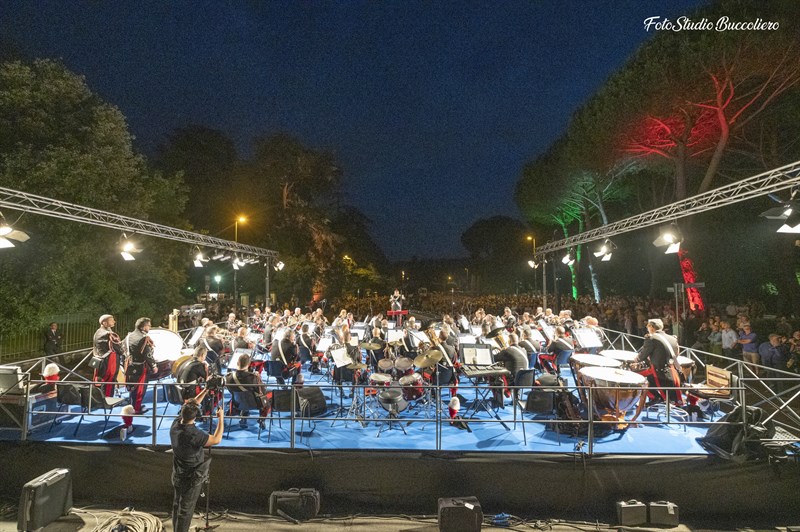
[0,509,706,531]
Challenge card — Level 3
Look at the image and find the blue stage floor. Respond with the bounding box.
[3,366,712,455]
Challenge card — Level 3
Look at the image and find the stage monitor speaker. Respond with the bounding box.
[649,501,679,526]
[298,386,327,416]
[616,499,647,526]
[438,496,482,532]
[18,468,73,531]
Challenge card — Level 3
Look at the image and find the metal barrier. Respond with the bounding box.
[2,325,799,455]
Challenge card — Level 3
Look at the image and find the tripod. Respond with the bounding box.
[196,448,218,531]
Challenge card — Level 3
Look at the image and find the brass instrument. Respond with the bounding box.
[486,326,509,350]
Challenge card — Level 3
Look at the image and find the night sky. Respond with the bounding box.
[2,0,705,261]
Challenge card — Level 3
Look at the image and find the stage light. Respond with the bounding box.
[777,209,800,233]
[232,261,240,271]
[0,212,30,244]
[561,250,575,266]
[119,233,140,261]
[593,239,616,261]
[218,254,232,262]
[653,223,683,253]
[274,261,285,271]
[193,246,209,268]
[211,251,225,260]
[527,260,536,269]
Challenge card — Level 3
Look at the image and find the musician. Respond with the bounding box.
[249,308,264,332]
[179,346,210,401]
[635,319,682,404]
[400,327,418,359]
[93,314,124,398]
[262,315,281,345]
[271,328,301,384]
[44,322,62,356]
[332,309,347,329]
[123,317,158,414]
[201,326,225,375]
[366,327,386,369]
[471,308,486,325]
[225,313,239,333]
[540,326,574,375]
[389,288,405,312]
[434,328,458,397]
[543,308,558,326]
[533,307,544,320]
[405,316,418,331]
[226,353,267,429]
[494,333,529,384]
[368,313,384,331]
[502,307,517,330]
[297,323,315,365]
[519,328,540,366]
[233,327,252,351]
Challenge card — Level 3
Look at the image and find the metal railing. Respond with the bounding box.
[2,326,799,455]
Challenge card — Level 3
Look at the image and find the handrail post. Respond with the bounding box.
[587,385,594,456]
[151,382,158,447]
[290,384,296,449]
[21,373,31,441]
[738,361,747,438]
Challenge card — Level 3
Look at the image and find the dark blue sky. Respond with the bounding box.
[2,0,704,261]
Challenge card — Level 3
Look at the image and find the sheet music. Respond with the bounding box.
[538,320,555,341]
[460,343,493,366]
[316,337,333,353]
[186,326,205,347]
[330,346,351,368]
[386,329,404,343]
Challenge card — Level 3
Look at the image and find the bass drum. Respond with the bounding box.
[579,366,647,430]
[171,355,193,381]
[150,328,187,380]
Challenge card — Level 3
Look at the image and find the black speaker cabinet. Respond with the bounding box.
[438,496,482,532]
[18,468,73,531]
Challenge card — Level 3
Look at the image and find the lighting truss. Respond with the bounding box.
[533,160,800,260]
[0,187,278,259]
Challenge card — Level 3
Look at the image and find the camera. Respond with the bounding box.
[206,374,225,392]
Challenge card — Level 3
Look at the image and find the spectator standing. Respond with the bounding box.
[44,322,62,356]
[738,325,759,375]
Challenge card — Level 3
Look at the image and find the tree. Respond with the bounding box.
[0,59,189,330]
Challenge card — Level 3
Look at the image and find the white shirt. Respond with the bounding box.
[721,329,738,349]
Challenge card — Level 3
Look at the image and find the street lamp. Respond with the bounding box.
[233,216,247,310]
[214,274,221,300]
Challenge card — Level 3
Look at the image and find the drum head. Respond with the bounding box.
[395,358,413,371]
[579,366,646,386]
[676,355,694,367]
[399,374,419,385]
[150,328,185,363]
[599,349,638,363]
[571,353,621,368]
[378,359,394,371]
[370,373,391,384]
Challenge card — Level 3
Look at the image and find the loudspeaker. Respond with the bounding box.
[18,468,73,531]
[297,387,327,416]
[269,488,320,520]
[438,496,482,532]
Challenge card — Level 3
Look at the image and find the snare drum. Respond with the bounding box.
[399,372,424,401]
[579,366,647,429]
[370,373,392,387]
[394,357,414,377]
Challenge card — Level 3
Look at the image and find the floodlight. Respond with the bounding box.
[119,233,141,261]
[528,260,536,269]
[561,250,575,266]
[0,212,30,244]
[0,237,15,249]
[211,251,225,260]
[593,239,616,261]
[232,261,240,271]
[274,261,285,271]
[653,223,683,252]
[777,210,800,233]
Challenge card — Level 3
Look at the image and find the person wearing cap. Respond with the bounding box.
[123,317,158,414]
[93,314,123,397]
[635,318,682,404]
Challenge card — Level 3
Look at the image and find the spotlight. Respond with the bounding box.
[232,261,239,271]
[274,260,285,271]
[593,239,616,261]
[119,233,140,261]
[0,213,30,249]
[527,260,537,269]
[653,223,683,254]
[777,209,800,233]
[218,254,232,262]
[193,247,209,268]
[211,251,225,260]
[561,250,575,266]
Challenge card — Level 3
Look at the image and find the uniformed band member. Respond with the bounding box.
[93,314,123,397]
[124,317,158,414]
[635,318,682,404]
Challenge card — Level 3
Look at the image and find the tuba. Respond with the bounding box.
[486,326,509,351]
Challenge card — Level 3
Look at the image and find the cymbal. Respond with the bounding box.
[360,342,382,350]
[486,326,506,339]
[347,362,368,370]
[414,349,443,369]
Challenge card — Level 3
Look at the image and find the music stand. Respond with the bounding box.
[538,320,555,341]
[329,346,355,425]
[186,326,205,348]
[572,328,604,350]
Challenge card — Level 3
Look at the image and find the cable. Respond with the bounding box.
[72,507,163,532]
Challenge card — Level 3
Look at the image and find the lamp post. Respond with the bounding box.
[527,235,547,310]
[214,275,221,300]
[234,216,246,310]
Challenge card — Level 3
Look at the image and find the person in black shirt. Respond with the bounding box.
[232,327,252,351]
[297,324,315,365]
[200,326,225,375]
[540,326,574,375]
[635,319,682,404]
[494,333,529,385]
[170,389,223,532]
[44,322,62,356]
[271,329,300,384]
[123,317,158,414]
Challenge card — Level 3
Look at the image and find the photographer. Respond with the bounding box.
[170,389,223,532]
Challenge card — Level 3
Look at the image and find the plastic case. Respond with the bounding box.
[616,499,647,526]
[17,468,73,531]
